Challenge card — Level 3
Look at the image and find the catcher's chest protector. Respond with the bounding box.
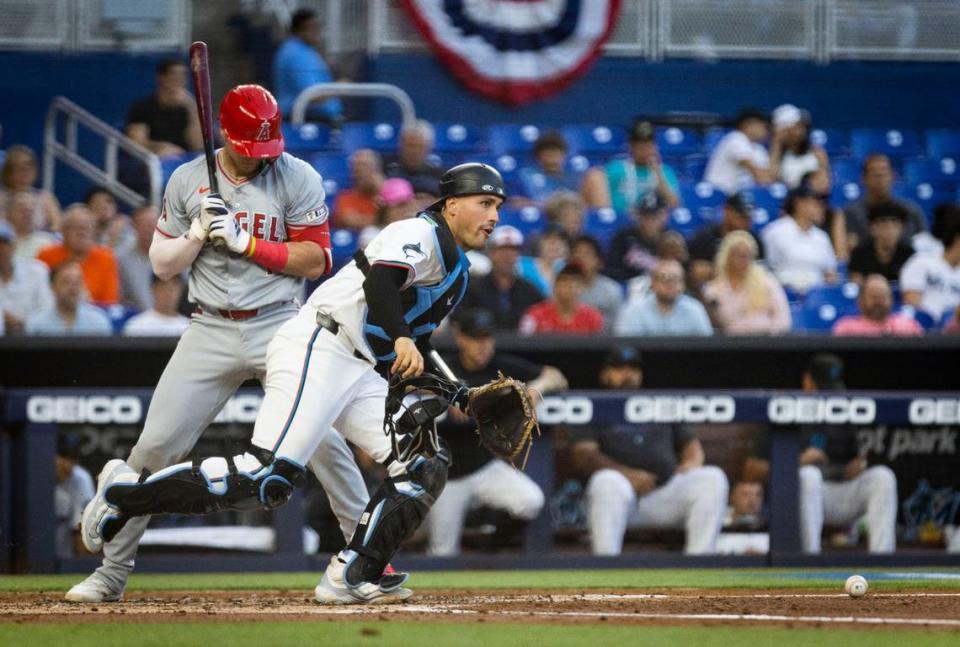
[355,212,470,363]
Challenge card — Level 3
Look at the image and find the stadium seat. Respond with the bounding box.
[310,153,349,184]
[330,228,359,270]
[667,206,706,239]
[795,282,860,332]
[893,182,955,222]
[656,127,702,158]
[903,157,959,186]
[583,208,630,252]
[473,154,523,194]
[487,124,542,156]
[102,304,140,335]
[925,129,960,159]
[339,122,399,153]
[831,157,862,186]
[560,124,626,157]
[682,155,707,182]
[281,123,332,153]
[741,183,787,233]
[433,123,485,153]
[810,128,849,156]
[702,128,729,154]
[499,205,546,239]
[831,181,862,207]
[850,128,921,161]
[678,181,725,223]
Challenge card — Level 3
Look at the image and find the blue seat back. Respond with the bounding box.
[850,128,921,161]
[339,122,399,153]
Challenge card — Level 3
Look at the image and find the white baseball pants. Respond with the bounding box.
[425,459,545,556]
[799,464,897,553]
[586,466,729,555]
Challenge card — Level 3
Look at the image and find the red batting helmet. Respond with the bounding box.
[219,84,284,158]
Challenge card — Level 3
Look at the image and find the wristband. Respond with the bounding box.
[244,237,289,273]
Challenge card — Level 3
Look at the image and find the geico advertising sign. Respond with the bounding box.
[908,398,960,425]
[27,394,266,425]
[767,396,876,424]
[536,395,736,424]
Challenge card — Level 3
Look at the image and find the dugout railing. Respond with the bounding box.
[3,387,960,574]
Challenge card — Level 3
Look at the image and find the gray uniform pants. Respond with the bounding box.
[94,305,368,584]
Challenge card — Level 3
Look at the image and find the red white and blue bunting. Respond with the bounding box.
[401,0,622,106]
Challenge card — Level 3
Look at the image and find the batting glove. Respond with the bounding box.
[188,193,228,242]
[208,210,251,255]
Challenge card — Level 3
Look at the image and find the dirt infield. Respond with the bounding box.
[2,589,960,630]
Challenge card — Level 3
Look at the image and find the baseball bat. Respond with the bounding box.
[188,41,224,250]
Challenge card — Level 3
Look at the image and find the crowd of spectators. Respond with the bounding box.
[3,93,960,339]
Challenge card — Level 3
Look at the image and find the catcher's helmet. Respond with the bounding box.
[428,162,506,211]
[219,84,284,158]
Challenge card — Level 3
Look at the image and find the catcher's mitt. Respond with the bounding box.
[465,372,539,469]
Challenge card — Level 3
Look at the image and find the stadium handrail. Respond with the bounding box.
[289,82,417,128]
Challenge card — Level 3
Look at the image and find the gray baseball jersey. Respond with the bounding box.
[157,151,329,310]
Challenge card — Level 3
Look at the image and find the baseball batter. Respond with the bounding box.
[81,162,506,604]
[66,84,369,603]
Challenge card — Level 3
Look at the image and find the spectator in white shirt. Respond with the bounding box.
[762,186,838,293]
[5,190,58,259]
[900,219,960,323]
[705,108,773,196]
[55,435,95,558]
[25,261,113,336]
[117,205,160,310]
[767,104,829,189]
[123,274,190,336]
[0,220,53,334]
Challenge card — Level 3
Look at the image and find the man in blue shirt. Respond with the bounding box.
[614,259,713,336]
[26,261,112,336]
[272,8,343,123]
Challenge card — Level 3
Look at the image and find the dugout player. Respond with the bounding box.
[66,84,370,602]
[81,162,507,604]
[425,308,567,555]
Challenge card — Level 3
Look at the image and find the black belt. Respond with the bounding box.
[316,311,369,362]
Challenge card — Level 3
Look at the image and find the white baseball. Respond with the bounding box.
[844,574,868,598]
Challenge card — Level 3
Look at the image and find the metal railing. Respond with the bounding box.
[289,81,417,127]
[43,96,162,208]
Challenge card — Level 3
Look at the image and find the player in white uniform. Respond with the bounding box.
[67,84,369,602]
[81,162,506,603]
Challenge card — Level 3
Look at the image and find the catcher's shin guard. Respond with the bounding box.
[344,452,449,584]
[104,452,305,517]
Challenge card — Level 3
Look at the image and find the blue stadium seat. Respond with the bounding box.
[560,124,626,157]
[810,128,848,156]
[925,129,960,159]
[102,304,140,335]
[702,128,729,154]
[339,122,399,153]
[667,206,706,239]
[682,155,707,182]
[741,183,788,233]
[498,206,546,240]
[281,123,333,153]
[678,181,725,224]
[831,157,862,186]
[330,228,359,270]
[433,123,485,153]
[893,182,955,222]
[583,208,629,252]
[310,153,349,183]
[796,282,860,332]
[487,124,543,156]
[850,128,921,161]
[903,157,959,186]
[656,127,702,158]
[831,181,862,207]
[473,154,523,194]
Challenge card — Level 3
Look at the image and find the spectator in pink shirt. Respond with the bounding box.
[703,231,791,335]
[832,274,923,337]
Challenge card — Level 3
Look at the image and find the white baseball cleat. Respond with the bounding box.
[80,459,138,554]
[64,571,125,603]
[314,555,413,605]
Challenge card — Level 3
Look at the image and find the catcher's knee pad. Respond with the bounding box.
[344,453,450,584]
[104,453,305,516]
